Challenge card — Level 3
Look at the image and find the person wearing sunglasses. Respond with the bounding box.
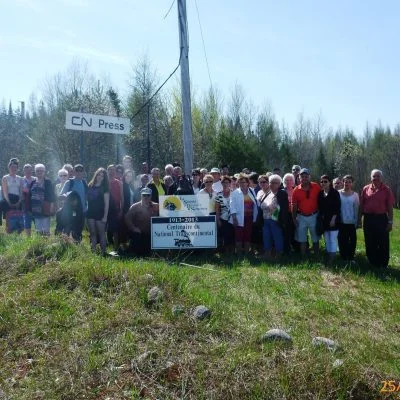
[256,174,271,203]
[291,168,321,256]
[54,168,69,213]
[318,175,341,266]
[55,169,69,196]
[191,168,202,194]
[199,174,217,214]
[359,169,394,268]
[144,167,165,203]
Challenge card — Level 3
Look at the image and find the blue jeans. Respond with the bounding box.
[263,219,284,252]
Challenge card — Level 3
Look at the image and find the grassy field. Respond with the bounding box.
[0,212,399,399]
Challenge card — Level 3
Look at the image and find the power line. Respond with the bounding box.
[130,48,182,121]
[164,0,176,19]
[130,0,182,121]
[194,0,213,90]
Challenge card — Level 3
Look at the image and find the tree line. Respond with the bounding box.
[1,59,399,206]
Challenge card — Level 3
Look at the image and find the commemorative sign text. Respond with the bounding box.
[152,195,216,249]
[151,216,217,249]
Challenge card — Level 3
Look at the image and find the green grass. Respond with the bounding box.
[0,212,399,399]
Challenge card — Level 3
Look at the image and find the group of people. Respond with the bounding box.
[0,156,395,267]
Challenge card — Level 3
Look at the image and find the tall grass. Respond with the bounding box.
[0,212,399,399]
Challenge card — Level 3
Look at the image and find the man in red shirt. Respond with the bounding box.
[291,168,321,256]
[360,169,394,268]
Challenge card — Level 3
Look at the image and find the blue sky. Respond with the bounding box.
[1,0,399,136]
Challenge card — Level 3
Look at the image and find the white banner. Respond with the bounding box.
[65,111,130,135]
[159,195,209,217]
[151,216,217,249]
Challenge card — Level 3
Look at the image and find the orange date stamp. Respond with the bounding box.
[381,380,400,393]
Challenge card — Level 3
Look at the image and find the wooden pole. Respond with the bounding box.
[177,0,193,176]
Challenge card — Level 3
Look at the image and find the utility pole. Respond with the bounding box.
[147,102,151,167]
[177,0,193,176]
[80,107,84,165]
[19,101,25,119]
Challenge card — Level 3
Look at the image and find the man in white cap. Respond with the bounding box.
[210,167,223,193]
[125,187,159,256]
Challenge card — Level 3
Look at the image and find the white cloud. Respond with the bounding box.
[13,0,42,12]
[0,34,46,50]
[47,25,77,40]
[53,0,90,8]
[0,33,130,67]
[65,44,130,67]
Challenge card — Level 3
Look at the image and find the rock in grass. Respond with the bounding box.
[261,329,292,343]
[312,336,339,351]
[0,388,8,400]
[143,274,154,283]
[333,359,344,368]
[193,305,211,320]
[172,304,185,316]
[161,361,181,382]
[131,351,157,371]
[147,286,163,304]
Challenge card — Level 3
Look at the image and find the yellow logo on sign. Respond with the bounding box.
[163,196,182,211]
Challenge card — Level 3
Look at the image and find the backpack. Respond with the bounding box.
[176,176,194,195]
[68,178,88,195]
[55,191,84,237]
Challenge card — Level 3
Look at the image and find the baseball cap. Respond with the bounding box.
[140,187,152,195]
[299,168,310,175]
[210,167,220,174]
[74,164,84,172]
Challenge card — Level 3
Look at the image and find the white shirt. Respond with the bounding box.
[340,191,359,225]
[199,188,217,214]
[212,180,223,193]
[229,187,259,227]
